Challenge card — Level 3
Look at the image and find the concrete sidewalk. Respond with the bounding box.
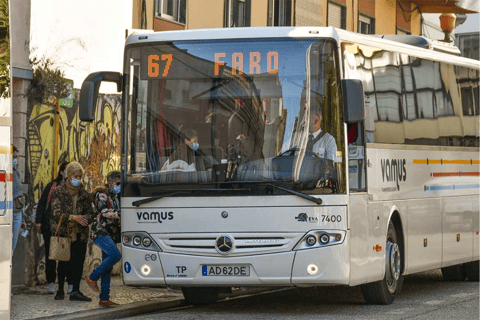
[11,277,278,320]
[11,277,184,320]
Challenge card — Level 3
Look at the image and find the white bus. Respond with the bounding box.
[79,27,479,305]
[0,75,12,318]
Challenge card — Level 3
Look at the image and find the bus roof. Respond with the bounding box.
[126,27,480,69]
[126,26,339,45]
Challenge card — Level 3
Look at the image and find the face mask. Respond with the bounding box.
[113,185,121,194]
[190,142,199,151]
[13,158,17,169]
[71,178,81,187]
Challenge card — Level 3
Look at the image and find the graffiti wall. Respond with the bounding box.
[25,91,123,284]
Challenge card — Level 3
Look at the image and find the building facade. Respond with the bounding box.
[132,0,473,36]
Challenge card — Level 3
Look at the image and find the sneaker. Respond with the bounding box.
[69,291,92,302]
[54,291,65,300]
[99,300,119,307]
[47,283,55,294]
[85,277,100,292]
[67,284,73,294]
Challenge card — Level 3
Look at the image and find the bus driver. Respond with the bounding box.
[306,96,337,162]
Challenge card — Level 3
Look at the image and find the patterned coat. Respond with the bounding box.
[90,186,121,243]
[50,181,95,242]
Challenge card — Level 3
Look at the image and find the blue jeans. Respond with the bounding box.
[89,236,121,301]
[12,210,23,253]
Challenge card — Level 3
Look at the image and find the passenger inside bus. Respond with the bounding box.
[161,129,209,172]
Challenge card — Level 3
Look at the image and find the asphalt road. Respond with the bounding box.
[126,269,479,320]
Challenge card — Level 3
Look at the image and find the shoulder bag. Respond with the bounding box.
[49,215,71,261]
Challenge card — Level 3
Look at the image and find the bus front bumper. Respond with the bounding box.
[122,241,349,287]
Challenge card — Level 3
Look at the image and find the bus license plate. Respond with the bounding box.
[202,265,250,276]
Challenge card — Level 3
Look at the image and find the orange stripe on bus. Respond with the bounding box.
[414,159,478,165]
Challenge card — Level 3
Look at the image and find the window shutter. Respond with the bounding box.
[245,0,251,26]
[328,2,342,29]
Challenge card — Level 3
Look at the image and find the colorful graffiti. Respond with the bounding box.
[25,91,122,283]
[28,92,121,203]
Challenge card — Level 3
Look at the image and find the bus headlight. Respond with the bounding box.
[293,230,346,251]
[133,236,141,246]
[319,234,329,244]
[142,237,152,247]
[306,235,317,246]
[140,264,151,276]
[122,232,162,252]
[307,263,319,275]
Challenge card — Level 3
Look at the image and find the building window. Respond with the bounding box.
[268,0,292,26]
[358,14,374,34]
[328,2,346,30]
[457,34,479,60]
[224,0,251,27]
[156,0,186,24]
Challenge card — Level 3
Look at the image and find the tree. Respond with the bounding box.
[0,0,9,98]
[27,55,70,105]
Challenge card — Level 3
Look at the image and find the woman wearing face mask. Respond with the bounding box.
[86,170,122,307]
[11,145,26,254]
[161,129,207,171]
[50,162,94,301]
[35,161,72,294]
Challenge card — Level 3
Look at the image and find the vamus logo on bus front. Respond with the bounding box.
[380,159,407,191]
[137,211,174,223]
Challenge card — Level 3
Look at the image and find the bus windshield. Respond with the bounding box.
[125,38,345,195]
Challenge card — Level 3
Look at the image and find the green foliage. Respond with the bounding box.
[0,0,10,98]
[27,56,70,105]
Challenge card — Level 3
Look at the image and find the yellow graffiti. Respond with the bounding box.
[28,97,121,203]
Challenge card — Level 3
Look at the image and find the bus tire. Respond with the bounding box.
[361,221,403,305]
[181,287,220,305]
[464,261,479,281]
[441,264,467,281]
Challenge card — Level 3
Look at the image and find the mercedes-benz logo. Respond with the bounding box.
[215,235,235,254]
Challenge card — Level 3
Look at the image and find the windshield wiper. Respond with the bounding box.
[131,188,251,207]
[264,184,323,205]
[132,191,190,207]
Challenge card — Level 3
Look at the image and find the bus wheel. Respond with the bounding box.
[464,261,478,281]
[181,287,220,305]
[361,221,403,305]
[441,264,467,281]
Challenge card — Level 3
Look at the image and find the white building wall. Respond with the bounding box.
[30,0,133,93]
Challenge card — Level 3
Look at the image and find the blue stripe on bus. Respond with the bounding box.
[425,184,480,191]
[0,201,13,210]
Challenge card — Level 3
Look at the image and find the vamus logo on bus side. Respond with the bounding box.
[380,159,407,192]
[137,211,174,223]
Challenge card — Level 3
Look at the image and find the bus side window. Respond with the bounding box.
[348,123,366,192]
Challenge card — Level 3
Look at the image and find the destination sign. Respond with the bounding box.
[140,50,279,79]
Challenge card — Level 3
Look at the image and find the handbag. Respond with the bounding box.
[49,215,71,261]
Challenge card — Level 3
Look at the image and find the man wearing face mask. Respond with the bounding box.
[161,129,207,171]
[12,145,26,254]
[86,170,121,307]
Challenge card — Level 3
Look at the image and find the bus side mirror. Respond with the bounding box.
[79,72,123,122]
[341,79,365,124]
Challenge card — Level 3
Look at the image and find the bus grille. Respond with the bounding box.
[153,233,303,256]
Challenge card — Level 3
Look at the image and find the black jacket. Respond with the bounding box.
[35,177,63,234]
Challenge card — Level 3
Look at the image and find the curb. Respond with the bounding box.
[32,298,183,320]
[31,287,284,320]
